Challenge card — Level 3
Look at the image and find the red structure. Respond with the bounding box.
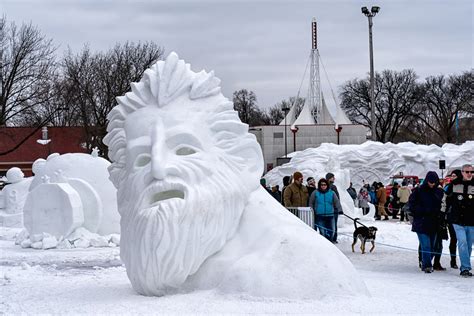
[0,127,88,177]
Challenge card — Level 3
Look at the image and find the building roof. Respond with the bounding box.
[0,127,89,175]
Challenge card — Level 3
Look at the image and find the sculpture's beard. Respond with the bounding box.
[118,167,248,296]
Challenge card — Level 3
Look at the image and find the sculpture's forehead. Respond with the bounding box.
[124,107,201,139]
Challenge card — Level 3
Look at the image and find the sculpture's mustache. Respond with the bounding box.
[138,181,187,209]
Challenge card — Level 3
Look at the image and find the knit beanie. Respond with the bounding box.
[293,171,303,180]
[325,172,335,180]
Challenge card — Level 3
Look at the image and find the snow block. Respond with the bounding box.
[23,182,84,239]
[42,235,59,249]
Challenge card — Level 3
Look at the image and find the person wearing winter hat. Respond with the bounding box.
[409,171,444,273]
[325,172,342,243]
[309,178,341,241]
[283,171,308,208]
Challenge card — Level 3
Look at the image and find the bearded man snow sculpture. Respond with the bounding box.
[104,52,366,298]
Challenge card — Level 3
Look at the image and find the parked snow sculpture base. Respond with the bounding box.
[104,52,367,298]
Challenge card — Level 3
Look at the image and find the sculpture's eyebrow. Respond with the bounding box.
[166,133,203,149]
[127,136,151,150]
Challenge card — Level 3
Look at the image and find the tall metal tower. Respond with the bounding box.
[309,18,322,123]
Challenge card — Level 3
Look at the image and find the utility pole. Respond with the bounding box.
[361,6,380,141]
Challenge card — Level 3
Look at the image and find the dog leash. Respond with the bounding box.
[342,213,369,228]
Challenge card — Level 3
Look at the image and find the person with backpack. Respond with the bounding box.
[409,171,444,273]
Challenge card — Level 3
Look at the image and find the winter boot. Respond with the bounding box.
[450,257,458,269]
[433,256,446,271]
[433,263,446,271]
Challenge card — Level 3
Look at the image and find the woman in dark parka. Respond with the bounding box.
[409,171,444,273]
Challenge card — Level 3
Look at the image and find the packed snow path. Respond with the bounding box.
[1,220,472,314]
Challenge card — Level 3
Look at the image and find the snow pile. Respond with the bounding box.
[15,227,120,250]
[265,141,474,189]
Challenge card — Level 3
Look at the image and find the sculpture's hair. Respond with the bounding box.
[103,52,262,186]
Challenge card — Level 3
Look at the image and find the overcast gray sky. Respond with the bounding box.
[2,0,473,109]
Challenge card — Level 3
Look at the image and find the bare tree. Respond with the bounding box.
[414,70,473,143]
[59,42,164,157]
[340,69,423,142]
[0,16,57,126]
[266,104,285,125]
[266,96,305,125]
[233,89,269,126]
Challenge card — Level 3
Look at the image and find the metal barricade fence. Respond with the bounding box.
[286,207,314,228]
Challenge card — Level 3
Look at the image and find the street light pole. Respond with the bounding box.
[362,6,380,141]
[282,105,290,157]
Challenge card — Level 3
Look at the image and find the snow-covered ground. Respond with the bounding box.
[1,217,472,315]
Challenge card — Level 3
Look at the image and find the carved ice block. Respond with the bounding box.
[23,182,84,239]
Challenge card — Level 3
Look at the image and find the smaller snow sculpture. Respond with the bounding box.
[16,153,119,249]
[0,167,32,227]
[29,153,119,235]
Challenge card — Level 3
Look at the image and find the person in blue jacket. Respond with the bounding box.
[409,171,444,273]
[309,178,341,242]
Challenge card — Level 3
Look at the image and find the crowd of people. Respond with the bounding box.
[261,163,473,278]
[262,172,343,244]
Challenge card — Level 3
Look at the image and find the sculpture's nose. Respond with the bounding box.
[150,123,167,180]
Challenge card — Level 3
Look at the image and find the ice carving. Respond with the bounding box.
[104,52,367,298]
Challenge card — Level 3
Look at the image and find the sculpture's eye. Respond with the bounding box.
[175,146,197,156]
[135,154,151,167]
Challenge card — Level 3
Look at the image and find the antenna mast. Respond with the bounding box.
[309,18,322,123]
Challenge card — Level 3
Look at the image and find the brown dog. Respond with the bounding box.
[351,218,378,254]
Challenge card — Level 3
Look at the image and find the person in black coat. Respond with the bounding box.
[409,171,444,273]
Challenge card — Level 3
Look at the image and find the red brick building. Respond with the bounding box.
[0,127,89,177]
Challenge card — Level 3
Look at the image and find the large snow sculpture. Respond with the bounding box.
[104,52,367,298]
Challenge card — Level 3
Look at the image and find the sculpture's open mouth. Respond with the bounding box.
[150,190,185,206]
[140,182,187,209]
